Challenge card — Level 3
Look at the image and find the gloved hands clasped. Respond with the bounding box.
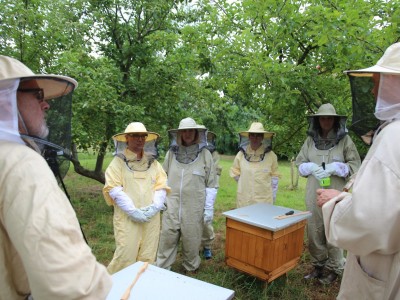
[109,186,150,223]
[141,189,167,219]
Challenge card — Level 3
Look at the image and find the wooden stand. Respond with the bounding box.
[223,203,310,283]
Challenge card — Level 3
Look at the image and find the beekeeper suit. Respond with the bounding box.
[319,43,400,299]
[103,122,170,274]
[0,55,112,299]
[296,103,361,284]
[230,122,280,207]
[156,117,217,272]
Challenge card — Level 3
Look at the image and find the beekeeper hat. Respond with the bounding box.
[112,122,159,142]
[168,117,206,133]
[310,103,345,117]
[240,122,275,138]
[178,117,200,130]
[345,43,400,77]
[0,55,77,99]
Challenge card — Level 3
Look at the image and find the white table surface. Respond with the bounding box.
[222,203,312,231]
[106,261,235,300]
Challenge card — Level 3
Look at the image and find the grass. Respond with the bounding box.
[64,154,340,300]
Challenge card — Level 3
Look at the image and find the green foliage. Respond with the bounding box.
[1,0,398,178]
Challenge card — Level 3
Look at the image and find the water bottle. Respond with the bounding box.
[319,162,331,187]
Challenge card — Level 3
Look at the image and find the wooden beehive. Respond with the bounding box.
[223,203,310,282]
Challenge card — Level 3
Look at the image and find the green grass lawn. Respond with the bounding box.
[64,154,340,300]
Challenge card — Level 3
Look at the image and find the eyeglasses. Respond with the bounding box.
[17,88,45,102]
[127,133,148,139]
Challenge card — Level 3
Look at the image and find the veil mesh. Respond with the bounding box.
[113,138,159,171]
[238,134,272,162]
[168,129,207,164]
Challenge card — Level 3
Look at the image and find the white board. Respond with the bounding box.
[106,261,235,300]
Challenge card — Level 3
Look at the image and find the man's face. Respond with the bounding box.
[126,133,147,154]
[17,79,50,138]
[249,133,263,150]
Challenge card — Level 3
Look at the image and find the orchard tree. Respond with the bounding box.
[1,0,399,183]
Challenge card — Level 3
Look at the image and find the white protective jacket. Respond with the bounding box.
[103,149,169,274]
[323,120,400,299]
[0,141,112,300]
[230,146,280,207]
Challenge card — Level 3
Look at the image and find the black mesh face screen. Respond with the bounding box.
[43,92,72,179]
[348,76,380,140]
[20,91,73,180]
[238,134,272,162]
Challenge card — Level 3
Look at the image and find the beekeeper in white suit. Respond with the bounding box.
[156,117,217,273]
[317,42,400,299]
[103,122,170,274]
[296,103,361,284]
[0,55,112,299]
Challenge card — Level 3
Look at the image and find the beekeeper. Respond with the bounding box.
[296,103,361,284]
[0,55,112,299]
[317,42,400,299]
[156,117,217,273]
[230,122,280,207]
[103,122,170,274]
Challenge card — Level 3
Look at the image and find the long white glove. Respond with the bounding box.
[271,177,279,204]
[299,162,328,180]
[205,187,217,209]
[153,189,167,210]
[109,186,150,223]
[298,162,317,176]
[324,162,349,178]
[203,187,217,224]
[141,189,167,219]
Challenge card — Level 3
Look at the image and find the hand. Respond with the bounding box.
[203,208,214,224]
[153,189,167,210]
[316,189,342,207]
[128,208,150,223]
[325,162,349,177]
[311,166,329,180]
[141,204,162,219]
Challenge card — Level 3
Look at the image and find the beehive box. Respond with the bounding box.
[223,203,311,282]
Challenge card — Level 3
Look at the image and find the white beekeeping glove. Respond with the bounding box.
[109,186,150,223]
[325,162,349,177]
[271,177,279,204]
[203,187,217,224]
[141,189,167,219]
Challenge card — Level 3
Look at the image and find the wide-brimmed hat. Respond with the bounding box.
[345,43,400,77]
[112,122,159,142]
[310,103,345,117]
[240,122,275,138]
[0,55,77,99]
[169,117,206,133]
